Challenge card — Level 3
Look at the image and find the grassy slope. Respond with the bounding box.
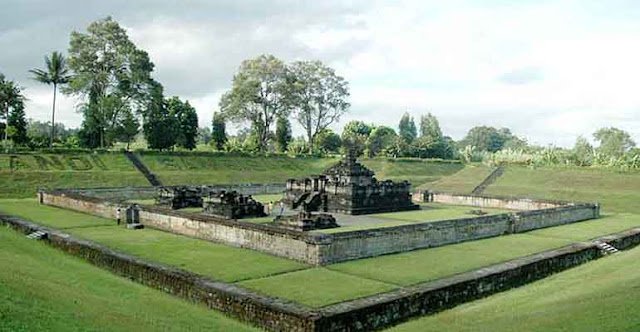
[391,245,640,332]
[421,163,493,193]
[485,166,640,214]
[0,227,255,332]
[0,154,148,198]
[139,153,463,188]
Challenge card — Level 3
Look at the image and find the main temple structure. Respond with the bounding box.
[284,154,419,215]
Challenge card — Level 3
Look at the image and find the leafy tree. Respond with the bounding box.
[419,113,443,141]
[314,129,342,154]
[398,112,417,144]
[29,51,71,148]
[166,97,198,150]
[115,109,139,150]
[287,60,350,153]
[66,17,158,148]
[219,54,290,151]
[0,74,27,149]
[459,126,523,153]
[593,127,635,157]
[366,126,397,157]
[573,136,594,166]
[275,115,292,152]
[211,112,227,150]
[341,120,373,156]
[143,83,177,150]
[417,113,449,158]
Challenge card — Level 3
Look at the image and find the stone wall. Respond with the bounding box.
[39,190,599,265]
[426,192,572,210]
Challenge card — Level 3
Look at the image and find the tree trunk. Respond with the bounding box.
[50,84,57,148]
[3,104,8,152]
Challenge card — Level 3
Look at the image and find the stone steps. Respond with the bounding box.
[26,230,47,240]
[595,241,619,255]
[471,165,505,195]
[124,151,163,187]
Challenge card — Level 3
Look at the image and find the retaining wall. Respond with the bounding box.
[426,192,572,210]
[39,190,599,265]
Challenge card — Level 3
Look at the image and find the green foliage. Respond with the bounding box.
[143,83,177,150]
[314,129,342,154]
[167,97,198,150]
[572,135,594,166]
[366,126,397,157]
[275,115,292,152]
[398,112,417,144]
[341,120,373,156]
[287,60,350,153]
[460,126,523,153]
[0,73,27,148]
[211,112,227,150]
[593,127,635,158]
[219,54,290,151]
[115,108,139,150]
[66,17,158,148]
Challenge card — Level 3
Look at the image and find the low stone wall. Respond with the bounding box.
[426,191,574,210]
[39,190,600,265]
[68,186,157,200]
[3,213,639,332]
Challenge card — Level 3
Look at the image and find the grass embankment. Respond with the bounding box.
[422,163,493,193]
[139,153,463,188]
[0,153,148,198]
[391,244,640,332]
[486,166,640,214]
[0,227,255,332]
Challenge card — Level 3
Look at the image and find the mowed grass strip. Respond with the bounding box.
[328,234,573,286]
[237,268,397,308]
[485,166,640,214]
[389,245,640,332]
[526,213,640,242]
[422,163,493,192]
[0,199,307,283]
[0,227,256,332]
[371,203,508,222]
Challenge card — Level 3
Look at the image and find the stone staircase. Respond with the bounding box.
[595,241,619,255]
[471,165,505,195]
[124,151,163,187]
[26,230,47,240]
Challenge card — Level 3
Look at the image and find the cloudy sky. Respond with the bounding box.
[1,0,639,147]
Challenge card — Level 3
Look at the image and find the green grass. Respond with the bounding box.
[485,166,640,214]
[0,153,148,198]
[361,159,464,188]
[371,203,508,222]
[390,244,640,332]
[422,163,493,192]
[328,234,574,286]
[237,268,397,308]
[0,227,255,332]
[0,200,307,283]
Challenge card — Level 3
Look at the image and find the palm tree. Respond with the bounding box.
[29,51,71,148]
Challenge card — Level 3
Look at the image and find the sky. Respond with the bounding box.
[1,0,639,147]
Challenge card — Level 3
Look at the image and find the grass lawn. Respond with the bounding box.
[421,163,492,193]
[371,203,508,222]
[390,244,640,332]
[0,227,255,332]
[0,200,307,283]
[237,268,397,308]
[486,166,640,214]
[328,234,573,286]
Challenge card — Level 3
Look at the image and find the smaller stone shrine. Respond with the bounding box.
[156,186,204,209]
[203,190,266,219]
[284,152,420,215]
[273,191,339,231]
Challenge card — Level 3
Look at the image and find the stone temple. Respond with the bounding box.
[284,153,419,215]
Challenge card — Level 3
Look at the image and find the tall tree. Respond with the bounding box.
[219,54,290,151]
[593,127,635,157]
[459,126,522,153]
[211,112,227,151]
[275,114,292,153]
[366,126,397,157]
[143,83,177,150]
[287,60,350,153]
[29,51,71,148]
[419,113,443,141]
[398,112,417,144]
[0,74,27,149]
[116,108,139,150]
[314,129,342,153]
[573,136,594,166]
[66,17,157,148]
[341,120,373,157]
[167,97,198,150]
